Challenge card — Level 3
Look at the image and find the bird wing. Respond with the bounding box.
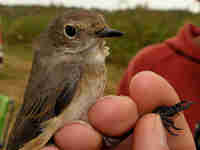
[22,62,82,120]
[7,57,82,150]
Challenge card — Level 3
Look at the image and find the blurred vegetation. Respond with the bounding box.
[0,5,200,104]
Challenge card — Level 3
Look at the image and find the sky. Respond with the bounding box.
[0,0,199,13]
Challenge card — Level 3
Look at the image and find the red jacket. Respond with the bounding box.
[118,24,200,133]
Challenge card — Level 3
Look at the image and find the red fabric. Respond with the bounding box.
[118,24,200,133]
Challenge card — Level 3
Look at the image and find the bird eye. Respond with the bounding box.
[64,25,76,38]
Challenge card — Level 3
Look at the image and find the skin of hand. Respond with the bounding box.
[42,71,196,150]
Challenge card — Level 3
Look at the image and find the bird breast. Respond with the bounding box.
[60,57,107,123]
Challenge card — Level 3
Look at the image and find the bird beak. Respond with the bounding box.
[96,27,124,38]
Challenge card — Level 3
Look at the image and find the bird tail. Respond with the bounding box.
[6,117,41,150]
[20,117,63,150]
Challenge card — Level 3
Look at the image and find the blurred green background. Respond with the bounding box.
[0,5,200,107]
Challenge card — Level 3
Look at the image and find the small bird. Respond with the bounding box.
[6,10,123,150]
[6,9,193,150]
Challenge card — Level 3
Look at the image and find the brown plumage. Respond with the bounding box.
[6,10,123,150]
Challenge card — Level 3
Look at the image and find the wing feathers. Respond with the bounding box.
[7,62,82,150]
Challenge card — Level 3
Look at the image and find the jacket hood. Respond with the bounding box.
[165,24,200,60]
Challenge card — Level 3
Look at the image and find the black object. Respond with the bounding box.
[96,27,124,38]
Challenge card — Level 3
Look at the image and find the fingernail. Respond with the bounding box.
[153,115,168,147]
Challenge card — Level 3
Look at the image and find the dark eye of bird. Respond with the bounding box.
[64,25,76,37]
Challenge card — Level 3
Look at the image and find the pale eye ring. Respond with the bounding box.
[64,25,76,38]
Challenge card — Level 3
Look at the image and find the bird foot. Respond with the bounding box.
[102,101,194,149]
[152,100,194,136]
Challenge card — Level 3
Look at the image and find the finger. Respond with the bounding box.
[129,71,180,114]
[42,146,59,150]
[88,96,138,136]
[133,114,169,150]
[54,122,102,150]
[129,71,196,150]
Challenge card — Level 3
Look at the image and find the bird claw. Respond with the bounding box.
[153,100,194,136]
[172,100,195,114]
[162,117,183,136]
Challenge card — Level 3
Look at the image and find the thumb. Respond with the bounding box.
[133,114,170,150]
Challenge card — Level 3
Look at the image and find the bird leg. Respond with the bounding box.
[102,100,194,148]
[153,100,194,136]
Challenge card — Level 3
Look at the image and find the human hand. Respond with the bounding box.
[42,71,196,150]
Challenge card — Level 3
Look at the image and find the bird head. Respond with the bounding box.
[43,10,123,55]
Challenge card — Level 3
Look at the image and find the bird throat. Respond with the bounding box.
[82,40,110,67]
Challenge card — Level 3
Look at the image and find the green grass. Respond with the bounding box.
[1,5,200,103]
